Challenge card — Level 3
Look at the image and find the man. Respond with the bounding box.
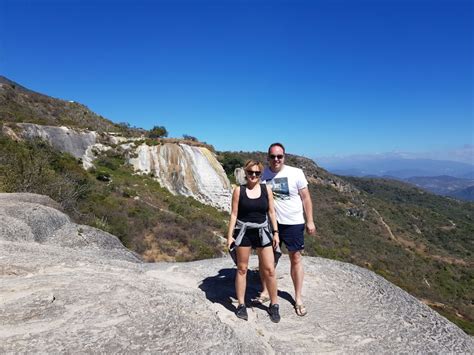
[257,142,316,316]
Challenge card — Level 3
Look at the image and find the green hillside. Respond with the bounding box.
[312,177,472,334]
[0,76,140,134]
[0,134,228,262]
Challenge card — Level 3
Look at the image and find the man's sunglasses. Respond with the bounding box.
[246,170,261,177]
[269,154,284,160]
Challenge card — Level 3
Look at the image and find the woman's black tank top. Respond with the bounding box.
[237,184,268,223]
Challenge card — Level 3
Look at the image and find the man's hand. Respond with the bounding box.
[306,221,316,235]
[299,187,315,236]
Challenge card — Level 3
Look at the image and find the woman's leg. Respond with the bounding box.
[236,246,251,305]
[257,246,278,305]
[258,259,269,299]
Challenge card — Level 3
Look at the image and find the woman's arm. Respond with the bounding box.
[227,186,240,248]
[266,185,280,248]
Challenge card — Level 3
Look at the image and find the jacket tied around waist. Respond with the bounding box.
[229,218,282,265]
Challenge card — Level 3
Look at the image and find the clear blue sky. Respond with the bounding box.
[1,0,472,158]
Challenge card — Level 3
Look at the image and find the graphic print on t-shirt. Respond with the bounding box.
[270,177,290,200]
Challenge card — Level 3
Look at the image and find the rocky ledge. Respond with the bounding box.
[0,193,472,353]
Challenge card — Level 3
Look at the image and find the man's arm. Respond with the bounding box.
[299,187,316,235]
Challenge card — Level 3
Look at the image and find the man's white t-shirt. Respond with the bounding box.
[261,165,308,225]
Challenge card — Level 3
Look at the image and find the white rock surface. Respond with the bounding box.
[129,143,232,211]
[0,193,472,353]
[18,123,97,166]
[82,143,111,169]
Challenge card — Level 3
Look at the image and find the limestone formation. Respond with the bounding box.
[18,123,97,163]
[11,123,232,211]
[129,143,232,211]
[234,167,247,185]
[0,193,472,353]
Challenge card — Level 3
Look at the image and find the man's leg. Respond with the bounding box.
[289,250,304,306]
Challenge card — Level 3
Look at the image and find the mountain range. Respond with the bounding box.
[405,175,474,202]
[0,75,473,335]
[317,154,474,201]
[323,158,474,179]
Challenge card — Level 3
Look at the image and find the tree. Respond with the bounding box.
[148,125,168,138]
[117,122,131,129]
[219,153,244,176]
[182,134,198,142]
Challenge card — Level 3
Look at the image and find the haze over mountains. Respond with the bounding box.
[406,176,474,202]
[318,155,474,178]
[317,153,474,201]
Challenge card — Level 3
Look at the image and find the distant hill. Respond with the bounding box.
[323,155,474,202]
[460,171,474,179]
[0,75,134,133]
[405,176,474,202]
[449,185,474,202]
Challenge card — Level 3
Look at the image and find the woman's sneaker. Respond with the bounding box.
[236,304,248,320]
[268,304,281,323]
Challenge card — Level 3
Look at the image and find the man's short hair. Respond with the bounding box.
[268,142,285,154]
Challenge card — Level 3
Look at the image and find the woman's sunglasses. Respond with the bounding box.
[246,170,261,177]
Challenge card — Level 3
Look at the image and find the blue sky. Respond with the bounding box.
[1,0,472,160]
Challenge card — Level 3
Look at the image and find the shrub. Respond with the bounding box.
[218,152,244,176]
[0,135,91,212]
[148,125,168,138]
[183,134,198,141]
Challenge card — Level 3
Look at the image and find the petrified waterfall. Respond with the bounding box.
[11,123,232,211]
[129,143,232,211]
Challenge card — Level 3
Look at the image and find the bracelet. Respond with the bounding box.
[273,230,279,234]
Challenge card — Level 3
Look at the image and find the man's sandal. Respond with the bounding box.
[294,304,307,316]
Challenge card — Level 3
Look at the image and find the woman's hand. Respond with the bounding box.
[272,234,280,250]
[227,237,235,250]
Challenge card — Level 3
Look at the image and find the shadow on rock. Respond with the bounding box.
[199,268,294,313]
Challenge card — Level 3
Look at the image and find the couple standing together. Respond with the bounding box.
[227,142,316,323]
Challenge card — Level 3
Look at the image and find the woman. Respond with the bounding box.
[227,160,281,323]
